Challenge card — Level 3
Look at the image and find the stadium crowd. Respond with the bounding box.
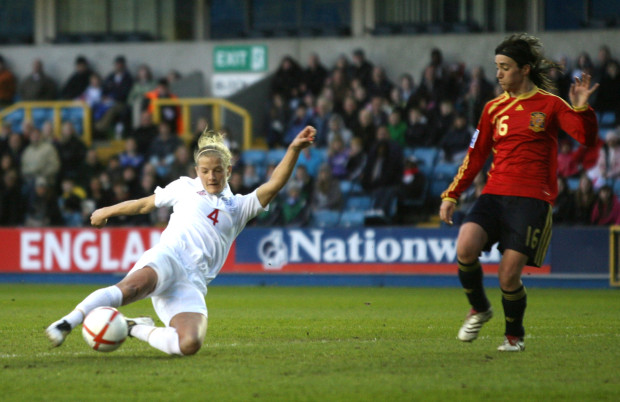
[1,44,620,228]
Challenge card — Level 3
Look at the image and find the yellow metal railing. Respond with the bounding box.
[0,101,92,146]
[152,98,253,150]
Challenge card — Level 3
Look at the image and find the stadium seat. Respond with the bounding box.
[345,195,373,211]
[311,209,341,228]
[567,177,580,191]
[599,111,616,128]
[266,148,287,165]
[429,163,459,198]
[242,149,267,167]
[32,108,54,128]
[406,147,439,176]
[338,210,365,227]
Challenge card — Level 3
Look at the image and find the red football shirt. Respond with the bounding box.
[442,87,598,205]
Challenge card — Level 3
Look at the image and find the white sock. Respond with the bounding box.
[63,286,123,328]
[131,325,182,356]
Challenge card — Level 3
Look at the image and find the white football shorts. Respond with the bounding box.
[127,244,208,326]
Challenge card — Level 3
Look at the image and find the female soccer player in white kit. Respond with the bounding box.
[46,125,317,356]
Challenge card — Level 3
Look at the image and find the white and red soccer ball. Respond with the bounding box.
[82,307,128,352]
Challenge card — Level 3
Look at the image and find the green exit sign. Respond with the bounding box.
[213,45,268,72]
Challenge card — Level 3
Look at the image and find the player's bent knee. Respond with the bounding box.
[179,336,202,356]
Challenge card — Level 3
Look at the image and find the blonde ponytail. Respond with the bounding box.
[193,126,233,175]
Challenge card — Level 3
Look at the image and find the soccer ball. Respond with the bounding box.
[82,307,128,352]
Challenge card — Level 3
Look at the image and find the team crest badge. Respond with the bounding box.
[529,112,546,132]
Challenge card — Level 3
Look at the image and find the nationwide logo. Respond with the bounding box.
[258,230,289,270]
[254,229,501,267]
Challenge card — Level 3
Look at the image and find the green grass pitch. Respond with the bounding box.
[0,284,618,401]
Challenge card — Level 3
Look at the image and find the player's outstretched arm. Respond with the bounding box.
[90,194,157,228]
[256,126,316,208]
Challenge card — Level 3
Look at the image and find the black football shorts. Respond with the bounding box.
[464,194,552,267]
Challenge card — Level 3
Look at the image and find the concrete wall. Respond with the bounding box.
[2,30,620,98]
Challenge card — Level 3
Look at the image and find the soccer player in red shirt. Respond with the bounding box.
[439,33,599,351]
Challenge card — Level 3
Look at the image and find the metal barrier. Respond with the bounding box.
[151,97,253,150]
[0,101,92,146]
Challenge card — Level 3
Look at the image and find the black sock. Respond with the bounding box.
[458,259,490,313]
[501,285,527,338]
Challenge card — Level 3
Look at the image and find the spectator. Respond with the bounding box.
[97,55,133,137]
[19,59,57,101]
[6,132,24,167]
[341,95,359,131]
[311,163,342,211]
[168,144,193,182]
[266,93,290,148]
[589,129,620,189]
[228,170,249,195]
[326,135,349,180]
[553,176,575,225]
[302,52,328,96]
[405,107,431,147]
[128,64,155,106]
[0,55,17,108]
[398,155,427,207]
[326,113,353,146]
[332,53,355,82]
[80,73,114,137]
[271,55,303,100]
[55,121,87,182]
[346,136,367,182]
[591,185,620,225]
[353,109,376,152]
[57,177,87,227]
[351,48,374,88]
[0,121,12,155]
[439,113,472,163]
[0,168,24,225]
[280,183,310,226]
[368,95,388,128]
[573,173,597,225]
[328,67,350,113]
[311,96,333,147]
[296,146,324,178]
[242,164,261,192]
[40,120,55,143]
[148,121,182,179]
[387,108,407,147]
[288,164,314,203]
[429,99,457,146]
[119,137,145,170]
[85,175,113,211]
[462,66,495,126]
[131,110,159,156]
[121,166,141,199]
[142,78,182,135]
[361,125,404,219]
[24,176,62,227]
[21,128,61,191]
[285,104,312,146]
[593,59,620,122]
[399,73,416,105]
[128,64,156,125]
[367,66,394,99]
[571,51,594,82]
[60,55,92,100]
[77,149,105,189]
[557,139,580,178]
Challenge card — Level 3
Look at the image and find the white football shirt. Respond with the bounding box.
[154,176,267,290]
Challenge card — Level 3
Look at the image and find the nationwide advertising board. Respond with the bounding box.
[0,227,553,275]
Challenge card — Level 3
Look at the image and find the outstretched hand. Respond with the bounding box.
[569,73,599,108]
[290,126,317,151]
